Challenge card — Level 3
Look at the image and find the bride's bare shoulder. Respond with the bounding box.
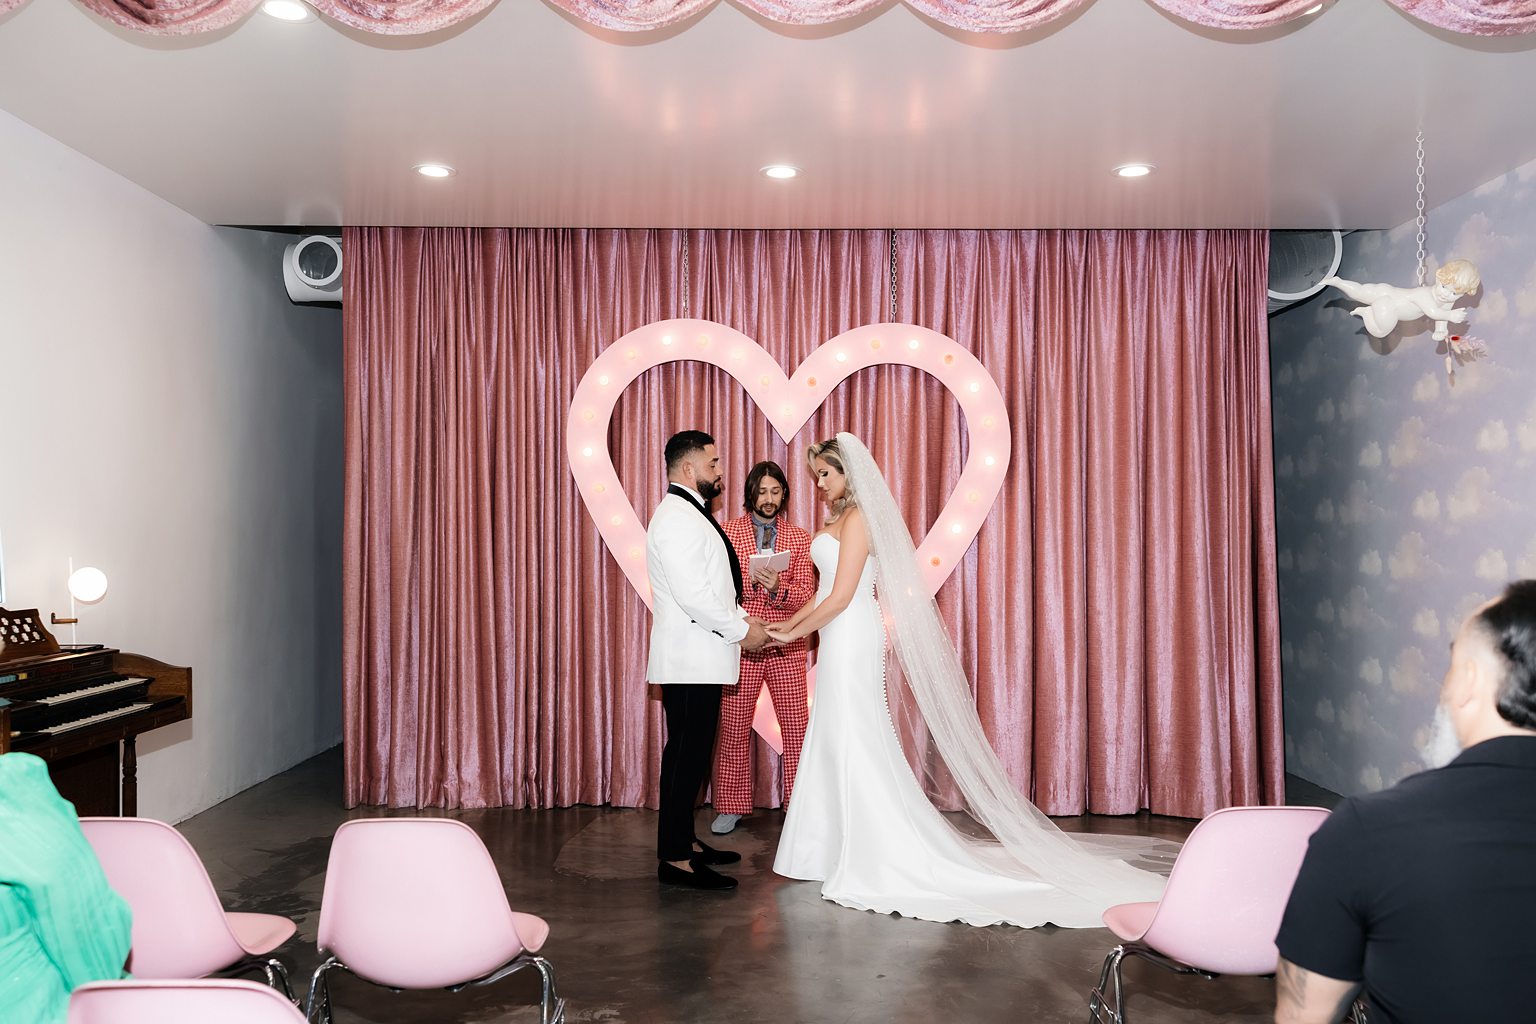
[818,504,862,540]
[830,505,867,544]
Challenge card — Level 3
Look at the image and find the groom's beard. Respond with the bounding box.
[697,477,723,502]
[1419,704,1462,769]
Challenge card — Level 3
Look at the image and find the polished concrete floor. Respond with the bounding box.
[178,749,1338,1024]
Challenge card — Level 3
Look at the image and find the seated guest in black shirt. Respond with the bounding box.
[1274,579,1536,1024]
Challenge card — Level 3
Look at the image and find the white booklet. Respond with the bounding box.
[748,549,792,573]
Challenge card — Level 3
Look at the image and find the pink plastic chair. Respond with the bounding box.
[68,979,308,1023]
[78,817,297,1000]
[307,817,563,1024]
[1087,806,1330,1024]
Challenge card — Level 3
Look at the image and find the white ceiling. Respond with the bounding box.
[0,0,1533,229]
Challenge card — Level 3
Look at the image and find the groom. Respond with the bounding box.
[646,430,770,890]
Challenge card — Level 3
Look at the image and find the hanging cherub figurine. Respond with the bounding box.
[1321,258,1481,341]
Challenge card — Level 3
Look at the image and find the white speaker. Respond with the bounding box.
[1268,230,1343,315]
[283,235,342,304]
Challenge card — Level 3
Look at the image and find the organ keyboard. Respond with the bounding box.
[0,607,191,815]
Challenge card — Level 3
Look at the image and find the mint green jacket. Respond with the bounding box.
[0,752,132,1023]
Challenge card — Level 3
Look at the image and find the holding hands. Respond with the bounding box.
[765,624,803,645]
[741,617,771,651]
[761,581,822,646]
[741,615,804,648]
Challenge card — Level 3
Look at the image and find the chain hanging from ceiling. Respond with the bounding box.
[681,232,690,319]
[1414,131,1428,287]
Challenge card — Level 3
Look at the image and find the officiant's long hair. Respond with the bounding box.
[807,438,857,524]
[742,461,791,516]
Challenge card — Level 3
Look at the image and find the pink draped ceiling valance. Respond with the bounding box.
[1,0,1533,37]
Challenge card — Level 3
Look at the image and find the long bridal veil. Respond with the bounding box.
[836,432,1174,907]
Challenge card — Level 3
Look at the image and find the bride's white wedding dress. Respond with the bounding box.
[772,434,1170,929]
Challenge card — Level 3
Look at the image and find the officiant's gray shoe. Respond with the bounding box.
[711,813,741,835]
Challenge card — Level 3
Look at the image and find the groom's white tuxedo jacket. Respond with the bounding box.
[645,487,749,685]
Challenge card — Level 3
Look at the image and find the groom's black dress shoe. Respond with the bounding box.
[691,840,741,865]
[658,860,738,890]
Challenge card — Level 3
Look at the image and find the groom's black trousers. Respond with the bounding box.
[657,683,723,862]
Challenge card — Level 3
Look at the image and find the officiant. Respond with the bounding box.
[711,461,816,836]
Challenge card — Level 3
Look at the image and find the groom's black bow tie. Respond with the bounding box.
[668,484,744,606]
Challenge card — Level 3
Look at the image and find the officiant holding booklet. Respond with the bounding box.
[713,461,815,836]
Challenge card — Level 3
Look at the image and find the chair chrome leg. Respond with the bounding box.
[305,957,340,1024]
[211,955,296,1003]
[532,956,565,1024]
[1088,953,1106,1023]
[264,958,296,1003]
[304,952,563,1023]
[1111,945,1125,1020]
[1089,942,1225,1024]
[1088,945,1127,1024]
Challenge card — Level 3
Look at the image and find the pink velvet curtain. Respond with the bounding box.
[6,0,1533,36]
[343,227,1281,819]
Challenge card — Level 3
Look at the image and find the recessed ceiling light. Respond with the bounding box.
[761,164,801,180]
[414,163,457,179]
[1113,163,1155,178]
[261,0,315,22]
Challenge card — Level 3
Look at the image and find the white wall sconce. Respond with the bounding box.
[52,561,109,642]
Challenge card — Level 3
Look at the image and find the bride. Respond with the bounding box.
[766,433,1170,928]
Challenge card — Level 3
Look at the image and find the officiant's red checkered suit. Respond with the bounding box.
[713,512,815,814]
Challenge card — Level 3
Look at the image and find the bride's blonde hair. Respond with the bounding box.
[807,437,856,523]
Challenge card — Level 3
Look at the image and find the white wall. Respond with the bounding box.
[0,108,343,822]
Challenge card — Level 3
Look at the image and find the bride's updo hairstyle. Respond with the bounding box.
[807,437,856,522]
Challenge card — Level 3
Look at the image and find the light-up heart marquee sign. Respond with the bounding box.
[566,318,1012,604]
[567,318,1012,752]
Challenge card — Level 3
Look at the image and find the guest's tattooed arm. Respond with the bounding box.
[1274,958,1362,1024]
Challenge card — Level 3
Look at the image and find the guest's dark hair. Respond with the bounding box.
[743,461,790,514]
[664,430,715,473]
[1475,579,1536,730]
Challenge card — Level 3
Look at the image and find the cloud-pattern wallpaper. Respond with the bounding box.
[1270,159,1536,798]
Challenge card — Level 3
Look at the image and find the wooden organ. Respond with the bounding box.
[0,608,191,815]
